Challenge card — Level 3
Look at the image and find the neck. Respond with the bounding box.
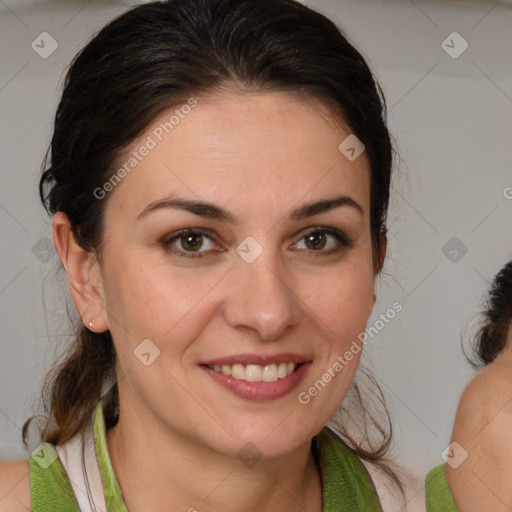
[106,398,323,512]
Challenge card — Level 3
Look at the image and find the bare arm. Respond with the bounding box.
[0,460,31,512]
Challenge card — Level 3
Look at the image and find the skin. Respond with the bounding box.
[0,89,384,511]
[446,325,512,511]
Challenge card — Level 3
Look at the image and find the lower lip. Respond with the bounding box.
[200,363,311,401]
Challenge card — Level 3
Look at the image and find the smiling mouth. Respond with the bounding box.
[204,362,300,383]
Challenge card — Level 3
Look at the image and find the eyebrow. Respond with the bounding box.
[137,194,363,223]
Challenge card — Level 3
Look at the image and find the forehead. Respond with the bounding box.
[104,90,371,221]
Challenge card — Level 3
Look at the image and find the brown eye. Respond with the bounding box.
[162,229,217,259]
[304,231,328,250]
[294,227,353,254]
[179,233,203,251]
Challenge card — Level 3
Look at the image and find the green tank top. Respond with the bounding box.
[28,399,384,511]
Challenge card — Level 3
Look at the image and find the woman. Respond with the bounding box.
[425,261,512,511]
[0,0,412,509]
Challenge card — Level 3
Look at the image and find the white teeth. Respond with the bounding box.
[262,364,278,382]
[232,364,245,379]
[208,362,298,382]
[246,364,262,382]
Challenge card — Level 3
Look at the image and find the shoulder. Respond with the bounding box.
[0,459,31,512]
[446,354,512,511]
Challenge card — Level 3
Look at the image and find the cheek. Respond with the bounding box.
[302,265,375,342]
[101,252,226,341]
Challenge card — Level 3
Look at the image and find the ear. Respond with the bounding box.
[52,211,109,332]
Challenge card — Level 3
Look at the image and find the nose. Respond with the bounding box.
[222,246,303,341]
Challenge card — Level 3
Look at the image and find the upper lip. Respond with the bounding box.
[200,353,311,366]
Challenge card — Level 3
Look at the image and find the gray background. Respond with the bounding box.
[1,0,511,499]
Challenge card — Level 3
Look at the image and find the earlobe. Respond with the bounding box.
[52,212,109,332]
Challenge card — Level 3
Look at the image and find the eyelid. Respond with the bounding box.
[293,226,353,249]
[161,228,219,250]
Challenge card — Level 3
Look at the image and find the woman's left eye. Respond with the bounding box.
[293,228,353,254]
[161,227,352,259]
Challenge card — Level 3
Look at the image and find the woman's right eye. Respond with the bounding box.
[161,229,218,259]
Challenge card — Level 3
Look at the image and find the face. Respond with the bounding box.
[96,89,377,459]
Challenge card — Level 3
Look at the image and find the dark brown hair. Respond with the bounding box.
[472,260,512,365]
[24,0,402,495]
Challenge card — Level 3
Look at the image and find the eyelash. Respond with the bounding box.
[161,227,353,260]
